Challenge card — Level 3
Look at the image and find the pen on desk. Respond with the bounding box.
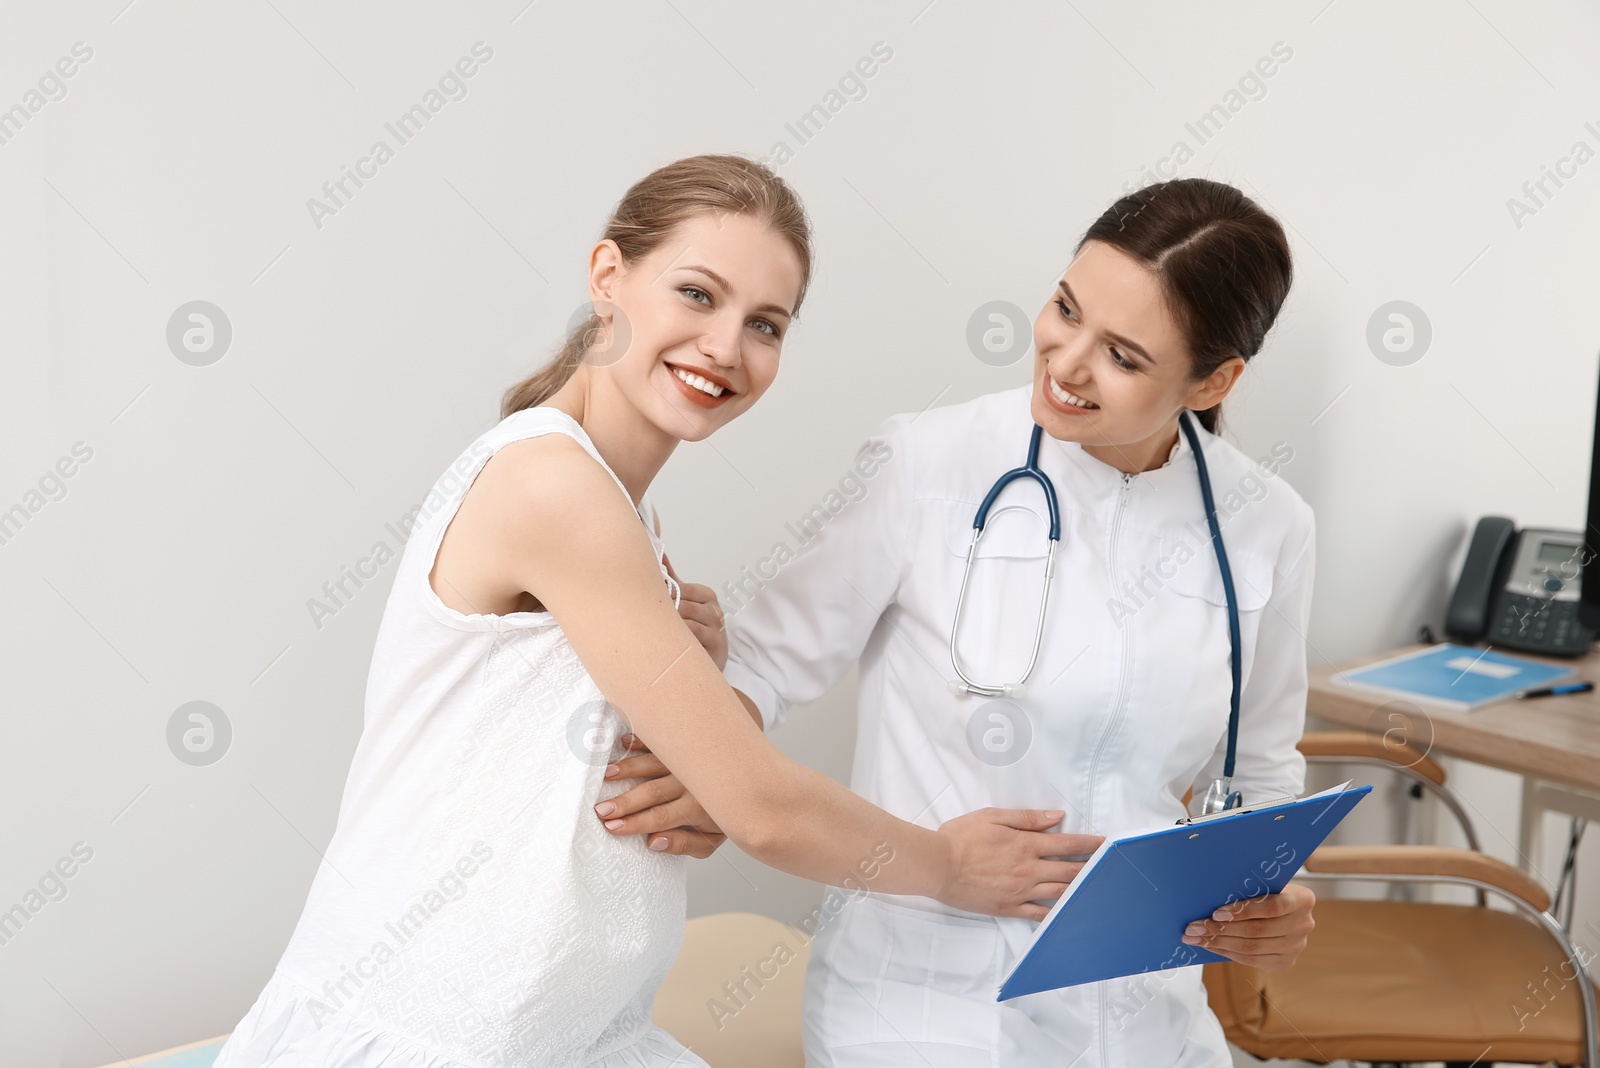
[1519,682,1596,699]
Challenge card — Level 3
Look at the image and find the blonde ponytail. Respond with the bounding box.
[499,314,596,419]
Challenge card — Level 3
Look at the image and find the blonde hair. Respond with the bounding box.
[501,154,814,419]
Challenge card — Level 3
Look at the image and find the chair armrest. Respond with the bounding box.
[1304,844,1551,913]
[1297,730,1447,787]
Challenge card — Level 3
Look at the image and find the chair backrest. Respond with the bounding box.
[652,911,811,1067]
[1297,729,1479,852]
[1298,729,1447,787]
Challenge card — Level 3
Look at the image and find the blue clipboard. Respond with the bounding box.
[998,782,1371,1000]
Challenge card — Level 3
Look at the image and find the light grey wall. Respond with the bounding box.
[3,1,1599,1064]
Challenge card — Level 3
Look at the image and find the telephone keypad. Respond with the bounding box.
[1493,594,1595,656]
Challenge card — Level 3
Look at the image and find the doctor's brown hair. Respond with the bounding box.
[501,154,814,418]
[1077,178,1292,435]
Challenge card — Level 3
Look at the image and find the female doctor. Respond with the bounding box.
[603,177,1317,1066]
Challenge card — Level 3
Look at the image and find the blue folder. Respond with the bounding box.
[998,783,1371,999]
[1337,643,1575,711]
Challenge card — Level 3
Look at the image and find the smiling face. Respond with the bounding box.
[1029,239,1243,472]
[588,211,803,443]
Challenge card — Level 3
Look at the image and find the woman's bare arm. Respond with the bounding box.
[433,435,1095,917]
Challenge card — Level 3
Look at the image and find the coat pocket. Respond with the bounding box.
[818,896,1004,1054]
[942,499,1055,690]
[1154,536,1274,612]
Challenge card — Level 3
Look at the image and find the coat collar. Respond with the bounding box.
[1018,382,1200,495]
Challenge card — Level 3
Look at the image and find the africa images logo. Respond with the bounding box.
[306,439,491,630]
[720,438,894,617]
[305,42,494,230]
[1118,42,1294,193]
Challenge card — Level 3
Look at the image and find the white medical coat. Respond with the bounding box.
[723,384,1316,1067]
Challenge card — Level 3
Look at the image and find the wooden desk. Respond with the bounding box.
[1308,643,1600,870]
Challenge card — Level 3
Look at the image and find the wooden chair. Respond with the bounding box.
[1205,730,1600,1067]
[652,910,810,1066]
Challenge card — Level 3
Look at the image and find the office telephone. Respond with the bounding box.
[1445,516,1595,657]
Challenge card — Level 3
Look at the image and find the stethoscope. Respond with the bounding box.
[948,410,1245,814]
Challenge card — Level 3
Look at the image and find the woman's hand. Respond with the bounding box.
[664,554,727,671]
[1181,881,1316,971]
[934,809,1103,921]
[594,733,728,859]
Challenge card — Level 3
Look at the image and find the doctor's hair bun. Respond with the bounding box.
[501,154,813,418]
[1077,179,1292,435]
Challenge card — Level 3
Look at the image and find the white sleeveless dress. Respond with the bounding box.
[213,407,705,1068]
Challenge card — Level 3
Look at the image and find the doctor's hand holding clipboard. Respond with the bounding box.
[1000,782,1367,1000]
[602,176,1320,1067]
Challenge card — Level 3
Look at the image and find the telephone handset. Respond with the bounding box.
[1445,516,1595,657]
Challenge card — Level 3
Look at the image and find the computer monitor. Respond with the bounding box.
[1584,358,1600,629]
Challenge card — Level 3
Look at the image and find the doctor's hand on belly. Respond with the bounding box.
[1182,882,1317,972]
[586,554,732,860]
[603,728,1101,919]
[596,563,1106,917]
[593,555,817,861]
[597,734,728,859]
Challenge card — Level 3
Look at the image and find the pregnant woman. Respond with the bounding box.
[212,154,1095,1068]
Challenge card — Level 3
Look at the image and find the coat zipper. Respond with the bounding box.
[1091,470,1135,1066]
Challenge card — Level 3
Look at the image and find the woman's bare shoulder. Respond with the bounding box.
[431,430,648,616]
[472,432,641,546]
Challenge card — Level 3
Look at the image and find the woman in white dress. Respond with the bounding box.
[212,154,1098,1068]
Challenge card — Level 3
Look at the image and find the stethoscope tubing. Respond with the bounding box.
[949,411,1244,811]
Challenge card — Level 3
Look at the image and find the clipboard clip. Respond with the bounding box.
[1175,779,1358,826]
